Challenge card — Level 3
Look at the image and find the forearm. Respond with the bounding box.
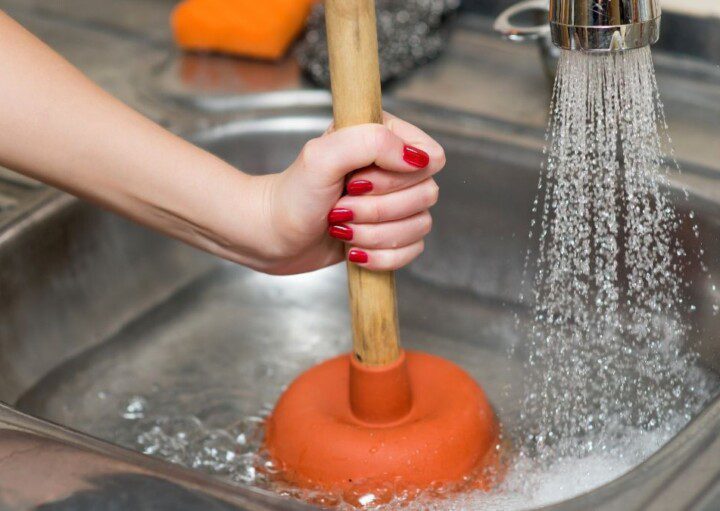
[0,12,275,268]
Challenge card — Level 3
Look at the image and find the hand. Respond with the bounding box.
[259,112,445,275]
[0,13,445,277]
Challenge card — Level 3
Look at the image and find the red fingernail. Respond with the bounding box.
[403,145,430,168]
[329,224,353,241]
[347,180,373,195]
[348,249,368,263]
[327,208,354,224]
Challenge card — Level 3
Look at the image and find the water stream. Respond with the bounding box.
[520,47,712,462]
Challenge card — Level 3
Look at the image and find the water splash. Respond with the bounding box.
[117,395,275,485]
[521,47,712,462]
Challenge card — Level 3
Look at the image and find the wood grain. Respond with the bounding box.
[325,0,401,366]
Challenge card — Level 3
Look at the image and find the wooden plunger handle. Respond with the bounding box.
[325,0,401,366]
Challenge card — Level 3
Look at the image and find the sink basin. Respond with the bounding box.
[1,97,719,510]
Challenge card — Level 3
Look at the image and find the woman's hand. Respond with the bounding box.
[0,13,444,276]
[256,112,445,275]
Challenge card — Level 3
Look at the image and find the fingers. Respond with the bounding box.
[312,112,444,272]
[345,164,438,196]
[329,212,432,250]
[347,241,425,271]
[335,178,439,223]
[327,176,438,272]
[298,121,445,187]
[383,111,446,169]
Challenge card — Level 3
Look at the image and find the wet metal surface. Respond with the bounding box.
[0,1,719,509]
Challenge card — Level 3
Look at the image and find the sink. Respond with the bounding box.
[0,96,719,510]
[13,111,540,441]
[0,0,718,506]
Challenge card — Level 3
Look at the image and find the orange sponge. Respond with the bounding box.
[171,0,315,60]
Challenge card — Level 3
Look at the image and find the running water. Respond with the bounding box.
[519,47,712,463]
[103,48,716,509]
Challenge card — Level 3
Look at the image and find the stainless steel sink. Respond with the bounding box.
[0,96,719,510]
[0,1,720,508]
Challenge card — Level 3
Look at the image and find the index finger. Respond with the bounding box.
[383,112,446,170]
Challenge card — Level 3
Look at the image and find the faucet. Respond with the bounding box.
[494,0,662,78]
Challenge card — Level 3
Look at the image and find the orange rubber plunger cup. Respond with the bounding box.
[264,0,500,499]
[266,351,499,494]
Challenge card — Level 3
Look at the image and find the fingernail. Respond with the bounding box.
[348,248,368,264]
[347,180,373,195]
[329,224,353,241]
[403,145,430,168]
[327,208,354,224]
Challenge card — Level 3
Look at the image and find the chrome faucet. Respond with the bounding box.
[494,0,662,77]
[549,0,661,52]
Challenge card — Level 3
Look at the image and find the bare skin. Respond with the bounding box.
[0,12,445,275]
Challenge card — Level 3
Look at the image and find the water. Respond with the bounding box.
[19,48,718,509]
[520,47,713,464]
[116,395,274,485]
[108,390,685,510]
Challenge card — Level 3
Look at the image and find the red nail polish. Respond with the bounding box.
[327,208,354,224]
[348,249,368,263]
[347,180,373,195]
[329,224,353,241]
[403,145,430,168]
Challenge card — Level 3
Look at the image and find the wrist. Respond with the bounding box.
[246,172,292,266]
[210,171,292,272]
[147,158,286,273]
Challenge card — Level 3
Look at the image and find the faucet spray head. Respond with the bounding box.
[550,0,661,52]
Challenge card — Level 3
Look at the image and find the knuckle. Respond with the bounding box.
[421,213,433,235]
[377,124,393,146]
[379,126,397,156]
[410,242,425,262]
[363,124,387,158]
[433,146,447,169]
[383,253,398,271]
[365,227,382,249]
[389,172,413,192]
[387,234,400,249]
[426,180,440,206]
[385,173,402,190]
[371,200,384,223]
[301,138,322,169]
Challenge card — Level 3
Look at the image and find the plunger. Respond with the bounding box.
[264,0,500,497]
